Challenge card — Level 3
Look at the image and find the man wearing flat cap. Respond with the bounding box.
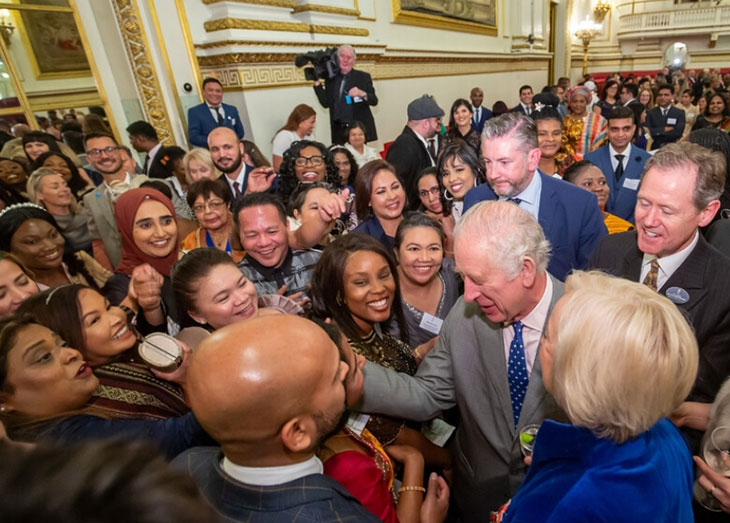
[386,94,445,208]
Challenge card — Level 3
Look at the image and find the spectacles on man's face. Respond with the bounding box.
[295,155,324,167]
[418,187,441,199]
[192,199,226,214]
[87,146,119,158]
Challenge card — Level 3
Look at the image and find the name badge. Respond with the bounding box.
[419,313,443,335]
[353,96,363,103]
[667,117,677,125]
[622,178,640,190]
[230,118,236,125]
[665,287,690,304]
[345,413,370,436]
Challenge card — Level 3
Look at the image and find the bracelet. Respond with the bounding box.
[397,485,426,495]
[413,346,421,361]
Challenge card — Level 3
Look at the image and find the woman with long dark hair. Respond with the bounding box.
[445,98,480,153]
[271,104,316,171]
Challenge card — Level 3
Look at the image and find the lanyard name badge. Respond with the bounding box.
[419,312,443,336]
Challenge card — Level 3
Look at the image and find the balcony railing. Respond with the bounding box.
[618,6,730,37]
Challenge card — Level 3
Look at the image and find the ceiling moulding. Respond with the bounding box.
[202,0,298,7]
[203,17,369,36]
[291,4,360,17]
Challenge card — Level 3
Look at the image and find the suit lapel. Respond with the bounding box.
[476,315,515,431]
[537,173,556,239]
[659,235,709,313]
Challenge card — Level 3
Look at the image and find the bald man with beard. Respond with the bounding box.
[172,315,379,522]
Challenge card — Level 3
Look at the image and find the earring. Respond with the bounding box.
[0,406,6,413]
[443,188,454,201]
[336,294,343,306]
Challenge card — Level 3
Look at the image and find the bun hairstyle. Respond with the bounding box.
[531,93,562,123]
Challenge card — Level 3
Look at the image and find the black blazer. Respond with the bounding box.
[645,105,685,150]
[314,68,378,142]
[385,126,443,209]
[590,231,730,405]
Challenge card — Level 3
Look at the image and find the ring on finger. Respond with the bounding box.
[711,486,717,496]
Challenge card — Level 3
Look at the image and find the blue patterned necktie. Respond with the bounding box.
[508,321,529,426]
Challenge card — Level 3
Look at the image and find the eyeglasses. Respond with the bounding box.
[295,155,324,167]
[192,199,226,214]
[87,146,119,158]
[418,187,441,199]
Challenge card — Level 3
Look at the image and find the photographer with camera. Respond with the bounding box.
[311,45,378,145]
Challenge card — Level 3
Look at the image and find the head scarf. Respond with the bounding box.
[567,86,592,104]
[114,188,178,277]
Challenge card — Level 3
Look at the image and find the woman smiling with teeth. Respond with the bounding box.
[436,141,485,222]
[309,234,452,469]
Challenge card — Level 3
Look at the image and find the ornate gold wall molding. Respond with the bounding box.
[292,4,360,17]
[111,0,175,145]
[195,40,385,49]
[202,56,549,90]
[202,0,297,7]
[204,17,369,36]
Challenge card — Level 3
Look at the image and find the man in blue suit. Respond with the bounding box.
[463,112,607,281]
[188,78,244,148]
[470,87,492,134]
[584,105,651,223]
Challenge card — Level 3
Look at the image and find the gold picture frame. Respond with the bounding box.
[391,0,498,36]
[12,0,91,80]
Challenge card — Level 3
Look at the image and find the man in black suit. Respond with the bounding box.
[208,127,275,202]
[385,94,444,208]
[126,120,165,179]
[313,44,378,145]
[590,142,730,434]
[645,85,685,150]
[511,85,533,115]
[470,87,492,134]
[620,83,638,106]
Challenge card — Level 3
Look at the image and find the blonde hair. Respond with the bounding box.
[182,148,219,185]
[26,167,78,213]
[454,200,551,278]
[552,271,698,443]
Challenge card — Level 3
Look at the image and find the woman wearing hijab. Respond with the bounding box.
[105,188,183,335]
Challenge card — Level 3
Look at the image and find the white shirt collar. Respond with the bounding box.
[642,230,699,283]
[221,455,323,486]
[509,275,553,332]
[147,143,162,160]
[103,171,131,190]
[609,142,631,159]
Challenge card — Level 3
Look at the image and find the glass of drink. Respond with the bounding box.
[694,425,730,512]
[519,424,541,457]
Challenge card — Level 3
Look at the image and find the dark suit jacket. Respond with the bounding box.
[584,144,651,223]
[463,172,608,280]
[385,126,443,209]
[217,165,252,203]
[645,105,685,150]
[361,277,567,520]
[146,145,168,180]
[314,69,378,143]
[188,102,244,148]
[511,103,531,115]
[172,447,379,522]
[589,231,730,405]
[471,105,492,134]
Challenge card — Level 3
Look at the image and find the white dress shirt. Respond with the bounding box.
[640,231,699,291]
[609,143,631,172]
[222,455,323,486]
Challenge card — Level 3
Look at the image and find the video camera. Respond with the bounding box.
[295,47,340,82]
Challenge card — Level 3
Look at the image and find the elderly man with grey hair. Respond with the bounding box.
[357,200,566,522]
[463,112,607,280]
[313,44,378,145]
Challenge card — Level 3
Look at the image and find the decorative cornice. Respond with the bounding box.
[111,0,175,145]
[195,40,386,50]
[291,4,360,17]
[204,17,369,36]
[202,0,297,7]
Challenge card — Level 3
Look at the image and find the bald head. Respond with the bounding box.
[187,315,348,465]
[208,126,244,176]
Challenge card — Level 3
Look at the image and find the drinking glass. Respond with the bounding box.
[519,424,541,457]
[694,425,730,512]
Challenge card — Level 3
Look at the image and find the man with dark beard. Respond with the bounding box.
[207,127,276,202]
[172,315,379,522]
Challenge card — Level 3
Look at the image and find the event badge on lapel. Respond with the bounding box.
[419,313,443,335]
[665,287,690,305]
[623,178,640,190]
[667,118,677,125]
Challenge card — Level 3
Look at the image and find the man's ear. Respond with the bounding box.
[280,416,316,453]
[699,199,721,227]
[520,256,538,288]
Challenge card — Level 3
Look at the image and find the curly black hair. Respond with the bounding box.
[31,151,88,196]
[278,140,340,204]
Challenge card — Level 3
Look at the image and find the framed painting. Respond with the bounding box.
[14,0,91,79]
[392,0,498,36]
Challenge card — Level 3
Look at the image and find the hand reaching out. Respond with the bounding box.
[129,264,163,312]
[245,167,277,194]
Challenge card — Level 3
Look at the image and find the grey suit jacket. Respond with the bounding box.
[360,275,566,522]
[81,174,149,268]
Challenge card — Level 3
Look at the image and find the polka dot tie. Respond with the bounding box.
[508,321,529,427]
